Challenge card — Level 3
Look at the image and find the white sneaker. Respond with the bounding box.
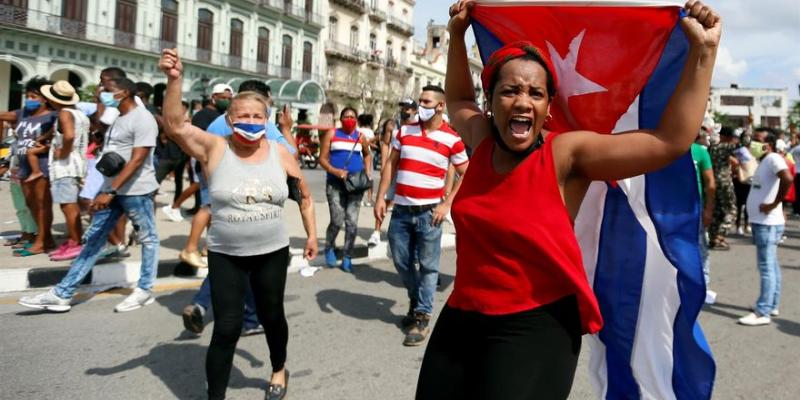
[736,227,744,236]
[114,287,155,313]
[367,231,381,247]
[18,288,71,312]
[738,312,771,326]
[161,205,183,222]
[704,290,717,305]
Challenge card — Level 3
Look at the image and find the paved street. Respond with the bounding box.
[2,215,800,399]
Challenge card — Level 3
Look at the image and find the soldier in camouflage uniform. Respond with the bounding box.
[708,126,738,249]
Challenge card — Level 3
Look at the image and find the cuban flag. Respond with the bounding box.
[471,1,715,399]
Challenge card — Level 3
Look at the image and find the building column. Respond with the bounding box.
[0,62,11,112]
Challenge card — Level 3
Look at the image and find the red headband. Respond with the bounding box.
[480,41,558,98]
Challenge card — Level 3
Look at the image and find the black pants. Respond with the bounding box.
[155,157,186,204]
[733,180,750,229]
[794,174,800,214]
[416,296,582,400]
[206,247,290,400]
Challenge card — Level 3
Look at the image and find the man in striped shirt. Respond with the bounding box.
[375,85,469,346]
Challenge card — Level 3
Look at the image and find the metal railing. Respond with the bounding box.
[367,6,386,21]
[325,41,368,61]
[330,0,367,13]
[386,13,414,35]
[0,5,323,82]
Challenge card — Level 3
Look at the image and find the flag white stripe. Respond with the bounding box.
[619,176,679,400]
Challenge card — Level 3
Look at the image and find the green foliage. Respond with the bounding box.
[712,111,730,127]
[79,84,97,102]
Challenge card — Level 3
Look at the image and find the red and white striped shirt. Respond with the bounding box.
[391,122,468,206]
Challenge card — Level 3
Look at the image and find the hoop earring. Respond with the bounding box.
[486,110,494,118]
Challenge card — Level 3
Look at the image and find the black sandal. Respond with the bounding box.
[266,369,289,400]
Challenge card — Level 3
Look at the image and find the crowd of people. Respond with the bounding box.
[0,0,794,398]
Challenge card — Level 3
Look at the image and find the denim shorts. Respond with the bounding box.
[51,177,80,204]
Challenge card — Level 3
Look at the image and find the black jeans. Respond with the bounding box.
[416,296,582,400]
[155,156,186,204]
[206,247,290,400]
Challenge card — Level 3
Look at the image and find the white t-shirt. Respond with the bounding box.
[746,152,788,226]
[358,127,375,141]
[49,108,90,180]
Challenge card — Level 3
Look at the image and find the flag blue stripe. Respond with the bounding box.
[594,184,646,400]
[472,21,505,65]
[640,20,716,400]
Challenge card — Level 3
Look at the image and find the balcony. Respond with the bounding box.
[387,14,414,36]
[330,0,367,14]
[260,0,283,11]
[385,57,412,76]
[325,41,368,64]
[304,11,325,27]
[367,7,386,22]
[0,5,320,81]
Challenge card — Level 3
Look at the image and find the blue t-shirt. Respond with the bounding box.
[206,114,296,155]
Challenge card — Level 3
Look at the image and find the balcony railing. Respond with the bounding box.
[0,5,323,82]
[325,41,368,63]
[330,0,367,14]
[367,7,386,22]
[386,14,414,36]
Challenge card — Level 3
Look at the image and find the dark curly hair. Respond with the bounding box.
[24,76,53,96]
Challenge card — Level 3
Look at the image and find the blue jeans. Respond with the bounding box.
[193,276,261,329]
[751,223,783,316]
[388,206,442,315]
[55,194,159,299]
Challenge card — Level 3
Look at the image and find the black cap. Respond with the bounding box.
[398,98,417,108]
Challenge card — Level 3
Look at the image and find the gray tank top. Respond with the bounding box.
[207,141,289,256]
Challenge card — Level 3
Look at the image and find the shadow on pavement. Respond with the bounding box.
[316,289,401,326]
[155,289,198,316]
[159,234,190,252]
[351,263,455,292]
[704,301,800,337]
[85,343,265,399]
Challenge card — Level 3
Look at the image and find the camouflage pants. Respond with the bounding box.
[709,182,736,239]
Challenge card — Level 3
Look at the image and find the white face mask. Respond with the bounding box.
[418,105,437,122]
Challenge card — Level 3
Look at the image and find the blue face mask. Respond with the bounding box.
[24,99,41,112]
[232,122,266,141]
[99,91,120,108]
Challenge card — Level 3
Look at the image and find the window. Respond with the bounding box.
[282,35,293,78]
[160,0,178,47]
[114,0,137,48]
[284,0,292,13]
[61,0,88,38]
[369,33,377,52]
[761,96,782,108]
[197,9,213,62]
[257,27,270,66]
[328,17,337,42]
[720,95,753,107]
[229,18,243,68]
[303,41,313,77]
[350,25,359,48]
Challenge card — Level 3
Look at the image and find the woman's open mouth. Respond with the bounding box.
[509,116,533,140]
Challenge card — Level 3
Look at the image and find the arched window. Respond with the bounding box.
[197,9,213,62]
[282,35,293,78]
[303,41,313,77]
[369,33,377,52]
[349,25,359,48]
[328,17,337,42]
[257,28,270,64]
[160,0,178,47]
[386,40,394,63]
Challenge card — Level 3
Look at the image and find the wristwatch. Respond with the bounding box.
[105,189,118,197]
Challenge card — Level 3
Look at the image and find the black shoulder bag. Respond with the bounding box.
[343,132,372,193]
[95,121,127,177]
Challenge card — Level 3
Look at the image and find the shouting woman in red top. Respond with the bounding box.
[415,1,722,399]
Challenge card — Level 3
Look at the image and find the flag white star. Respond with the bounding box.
[546,30,607,102]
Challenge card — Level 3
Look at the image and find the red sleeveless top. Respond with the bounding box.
[448,135,603,334]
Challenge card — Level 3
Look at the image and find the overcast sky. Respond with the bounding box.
[413,0,800,100]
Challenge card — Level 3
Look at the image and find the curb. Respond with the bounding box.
[0,234,456,293]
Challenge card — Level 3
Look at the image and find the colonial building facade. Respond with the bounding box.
[0,0,326,113]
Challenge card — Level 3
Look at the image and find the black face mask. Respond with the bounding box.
[400,112,411,121]
[489,116,545,157]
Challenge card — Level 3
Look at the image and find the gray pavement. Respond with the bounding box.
[2,217,800,399]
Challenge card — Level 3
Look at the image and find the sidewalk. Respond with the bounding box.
[0,179,456,292]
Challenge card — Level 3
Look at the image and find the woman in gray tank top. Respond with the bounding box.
[160,49,317,400]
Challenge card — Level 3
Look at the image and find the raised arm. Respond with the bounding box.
[558,1,721,182]
[159,49,222,164]
[446,0,487,149]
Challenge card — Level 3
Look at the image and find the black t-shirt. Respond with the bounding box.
[191,108,220,131]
